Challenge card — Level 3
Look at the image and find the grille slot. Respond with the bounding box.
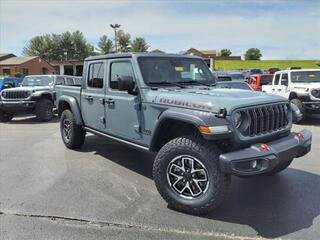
[241,103,289,137]
[3,91,29,99]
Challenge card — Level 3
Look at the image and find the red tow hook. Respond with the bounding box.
[297,131,305,140]
[261,143,270,152]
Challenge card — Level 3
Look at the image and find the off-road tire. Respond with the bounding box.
[0,110,14,122]
[60,109,86,149]
[290,98,306,123]
[265,159,293,175]
[36,99,54,122]
[153,135,230,215]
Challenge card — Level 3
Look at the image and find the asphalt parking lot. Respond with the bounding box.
[0,115,319,240]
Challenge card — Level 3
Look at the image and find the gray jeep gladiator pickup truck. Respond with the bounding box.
[56,53,312,214]
[0,75,81,122]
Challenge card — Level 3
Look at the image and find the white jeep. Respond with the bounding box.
[262,69,320,122]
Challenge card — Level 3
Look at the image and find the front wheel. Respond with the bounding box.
[60,109,86,149]
[36,99,54,122]
[153,136,230,215]
[0,109,14,122]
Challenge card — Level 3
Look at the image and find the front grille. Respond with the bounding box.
[239,103,290,137]
[3,91,29,99]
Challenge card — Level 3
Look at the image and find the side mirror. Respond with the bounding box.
[118,75,135,94]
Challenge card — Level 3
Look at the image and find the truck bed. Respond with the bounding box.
[55,85,82,108]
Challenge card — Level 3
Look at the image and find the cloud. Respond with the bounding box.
[0,0,319,59]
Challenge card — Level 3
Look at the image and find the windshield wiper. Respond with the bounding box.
[148,81,186,88]
[178,80,215,87]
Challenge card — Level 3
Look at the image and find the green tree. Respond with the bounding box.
[219,48,232,56]
[23,31,95,61]
[130,37,149,52]
[117,30,131,52]
[244,48,262,60]
[98,35,113,54]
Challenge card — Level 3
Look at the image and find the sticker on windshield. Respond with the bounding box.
[175,66,184,71]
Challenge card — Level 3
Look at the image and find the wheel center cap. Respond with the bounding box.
[184,173,192,181]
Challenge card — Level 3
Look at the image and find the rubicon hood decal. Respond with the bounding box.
[159,98,212,111]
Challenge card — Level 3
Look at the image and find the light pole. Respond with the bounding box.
[110,24,121,53]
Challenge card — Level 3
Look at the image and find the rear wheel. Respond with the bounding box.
[0,109,14,122]
[153,135,230,215]
[36,99,54,122]
[60,109,86,149]
[290,98,306,123]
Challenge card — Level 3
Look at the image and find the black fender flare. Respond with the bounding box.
[149,109,212,151]
[58,96,83,125]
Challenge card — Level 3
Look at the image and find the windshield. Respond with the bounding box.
[216,82,251,90]
[21,76,54,86]
[138,57,215,85]
[291,71,320,82]
[260,76,273,85]
[250,69,263,74]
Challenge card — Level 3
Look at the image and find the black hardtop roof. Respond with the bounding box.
[85,53,202,61]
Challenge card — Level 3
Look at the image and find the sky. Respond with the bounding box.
[0,0,319,60]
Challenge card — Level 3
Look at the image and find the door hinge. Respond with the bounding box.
[133,124,141,133]
[100,117,106,124]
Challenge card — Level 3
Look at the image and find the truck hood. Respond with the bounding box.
[292,82,320,88]
[2,86,51,92]
[150,87,287,114]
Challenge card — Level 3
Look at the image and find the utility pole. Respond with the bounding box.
[110,24,121,53]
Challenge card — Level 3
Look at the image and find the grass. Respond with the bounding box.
[215,60,320,70]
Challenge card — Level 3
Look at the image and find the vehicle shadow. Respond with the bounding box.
[206,169,320,238]
[80,135,155,179]
[5,115,60,124]
[79,135,319,238]
[301,114,320,126]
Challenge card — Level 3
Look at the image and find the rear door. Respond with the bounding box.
[81,61,107,131]
[105,59,142,140]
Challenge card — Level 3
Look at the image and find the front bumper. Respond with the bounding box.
[303,101,320,113]
[0,100,36,112]
[219,129,312,176]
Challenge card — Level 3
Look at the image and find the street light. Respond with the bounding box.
[110,24,121,53]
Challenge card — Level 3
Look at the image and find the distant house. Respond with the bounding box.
[49,60,84,76]
[150,49,166,54]
[0,54,55,76]
[0,53,16,62]
[184,48,241,69]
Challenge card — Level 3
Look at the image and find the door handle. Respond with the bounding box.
[106,98,115,105]
[272,89,275,91]
[86,96,93,102]
[277,89,282,91]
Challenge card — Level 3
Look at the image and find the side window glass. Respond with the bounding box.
[281,73,288,86]
[110,62,134,90]
[66,77,74,85]
[3,80,14,89]
[56,77,65,85]
[88,62,104,88]
[274,74,280,85]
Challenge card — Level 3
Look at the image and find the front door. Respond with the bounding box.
[105,59,142,140]
[81,61,106,131]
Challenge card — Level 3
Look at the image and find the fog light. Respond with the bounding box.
[251,160,257,168]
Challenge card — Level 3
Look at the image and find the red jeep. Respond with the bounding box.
[249,74,274,91]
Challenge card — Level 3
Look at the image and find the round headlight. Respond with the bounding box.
[233,111,242,128]
[311,89,320,98]
[2,91,7,98]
